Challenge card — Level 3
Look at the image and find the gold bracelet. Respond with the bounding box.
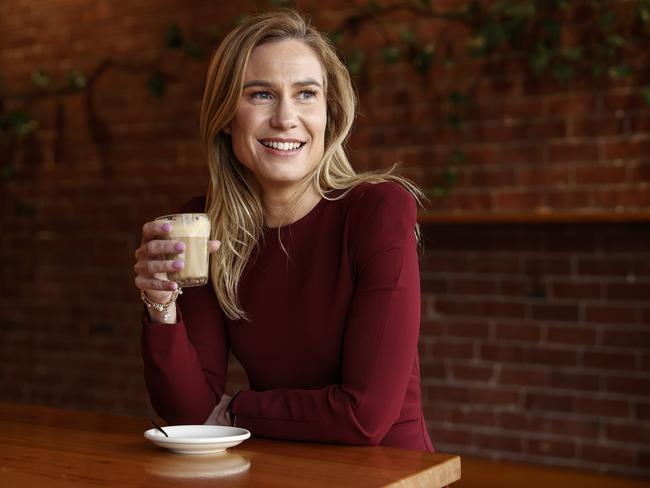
[141,288,183,321]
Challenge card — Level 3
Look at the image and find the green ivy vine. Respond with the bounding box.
[2,0,649,199]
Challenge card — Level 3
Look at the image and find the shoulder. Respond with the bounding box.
[345,181,416,220]
[179,195,207,213]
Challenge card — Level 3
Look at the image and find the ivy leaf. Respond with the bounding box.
[206,25,222,42]
[345,49,365,76]
[67,70,86,90]
[380,45,400,64]
[449,91,469,106]
[413,43,435,73]
[447,114,461,132]
[450,148,467,165]
[419,0,432,10]
[325,30,343,46]
[541,17,561,44]
[31,69,51,87]
[366,0,381,14]
[641,85,650,106]
[599,11,615,31]
[183,41,204,60]
[552,62,573,83]
[165,24,184,49]
[560,46,582,61]
[269,0,293,6]
[147,70,166,99]
[608,64,632,79]
[8,110,37,135]
[529,44,550,74]
[400,29,416,44]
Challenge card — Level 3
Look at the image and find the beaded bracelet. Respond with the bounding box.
[141,288,183,321]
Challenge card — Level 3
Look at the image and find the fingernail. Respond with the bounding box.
[162,223,172,232]
[173,260,184,270]
[175,241,185,251]
[170,282,178,290]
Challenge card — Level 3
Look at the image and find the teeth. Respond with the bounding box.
[262,140,303,151]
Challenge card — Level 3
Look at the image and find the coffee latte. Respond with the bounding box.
[155,213,211,287]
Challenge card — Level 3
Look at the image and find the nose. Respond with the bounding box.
[270,97,298,130]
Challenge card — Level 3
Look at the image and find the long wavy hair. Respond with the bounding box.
[200,10,425,320]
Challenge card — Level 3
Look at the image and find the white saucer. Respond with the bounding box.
[144,425,251,454]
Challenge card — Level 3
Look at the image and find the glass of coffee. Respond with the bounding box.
[154,213,211,287]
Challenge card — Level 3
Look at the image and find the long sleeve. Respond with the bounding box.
[141,283,229,424]
[229,183,422,445]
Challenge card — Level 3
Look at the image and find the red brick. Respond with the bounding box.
[572,115,625,137]
[451,363,494,382]
[449,277,498,295]
[546,418,599,438]
[637,402,650,421]
[547,325,597,345]
[494,190,547,211]
[498,367,547,387]
[546,189,594,209]
[582,444,636,466]
[525,393,573,413]
[605,376,650,395]
[607,422,650,445]
[574,163,630,185]
[473,257,522,274]
[603,137,650,160]
[450,409,497,428]
[573,397,631,418]
[548,140,599,163]
[549,370,602,392]
[515,166,570,187]
[495,323,542,342]
[527,438,576,458]
[446,321,491,339]
[428,425,473,446]
[475,433,523,453]
[606,283,650,302]
[524,257,572,275]
[583,351,637,370]
[584,305,639,325]
[429,339,475,360]
[578,258,638,277]
[550,281,602,300]
[601,329,650,348]
[530,303,580,322]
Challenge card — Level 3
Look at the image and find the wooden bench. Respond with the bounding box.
[456,457,648,487]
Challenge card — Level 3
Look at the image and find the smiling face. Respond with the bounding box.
[229,39,327,196]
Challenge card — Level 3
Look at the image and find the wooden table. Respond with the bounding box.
[0,402,461,487]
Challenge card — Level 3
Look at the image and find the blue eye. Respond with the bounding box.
[299,90,317,100]
[251,91,272,100]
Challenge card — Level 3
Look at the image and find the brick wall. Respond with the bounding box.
[0,0,648,479]
[420,223,649,477]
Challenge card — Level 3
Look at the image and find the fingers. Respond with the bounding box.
[133,257,184,277]
[141,220,172,243]
[208,240,221,253]
[134,275,179,292]
[134,239,185,261]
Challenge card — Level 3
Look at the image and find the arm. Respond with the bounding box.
[230,183,421,444]
[141,283,230,424]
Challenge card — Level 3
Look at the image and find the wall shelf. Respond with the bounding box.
[417,211,650,225]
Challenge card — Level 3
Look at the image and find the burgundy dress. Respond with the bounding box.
[141,181,433,451]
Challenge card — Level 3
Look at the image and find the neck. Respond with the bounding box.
[262,185,321,228]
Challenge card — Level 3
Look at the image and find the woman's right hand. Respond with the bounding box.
[133,220,185,305]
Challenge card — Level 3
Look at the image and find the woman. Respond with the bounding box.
[134,9,433,451]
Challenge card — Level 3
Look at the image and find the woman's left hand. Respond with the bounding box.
[203,394,233,426]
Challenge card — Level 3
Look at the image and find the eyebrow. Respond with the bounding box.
[242,78,323,89]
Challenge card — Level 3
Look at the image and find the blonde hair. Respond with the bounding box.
[200,10,425,320]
